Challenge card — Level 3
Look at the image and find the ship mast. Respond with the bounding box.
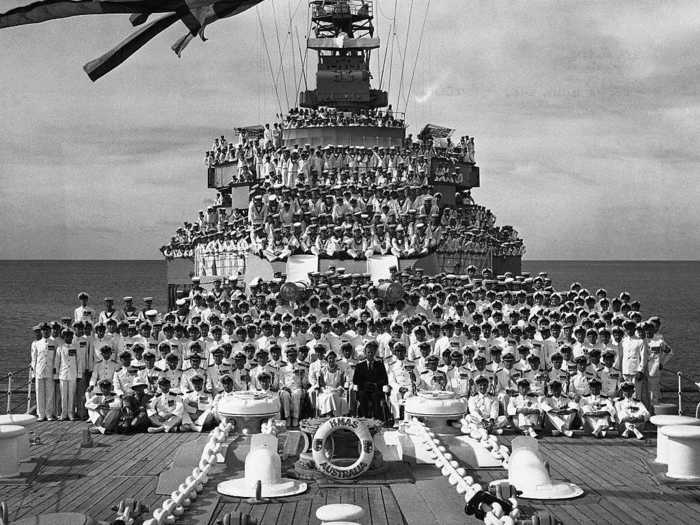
[299,1,388,111]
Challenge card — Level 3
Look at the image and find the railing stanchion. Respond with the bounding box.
[26,373,32,415]
[677,371,683,416]
[6,373,13,414]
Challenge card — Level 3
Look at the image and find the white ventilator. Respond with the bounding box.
[491,437,583,500]
[217,434,307,498]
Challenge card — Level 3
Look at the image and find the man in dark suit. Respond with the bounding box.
[353,341,389,421]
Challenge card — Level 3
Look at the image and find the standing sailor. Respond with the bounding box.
[30,322,56,421]
[74,292,95,324]
[99,297,123,324]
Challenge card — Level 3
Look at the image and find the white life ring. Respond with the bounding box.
[311,417,374,480]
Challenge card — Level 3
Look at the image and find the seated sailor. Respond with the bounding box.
[614,381,649,440]
[147,376,184,433]
[278,346,309,427]
[465,374,507,436]
[85,378,122,435]
[213,374,236,422]
[541,380,578,438]
[579,377,616,438]
[181,373,217,432]
[507,378,542,438]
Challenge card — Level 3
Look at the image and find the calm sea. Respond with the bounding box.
[0,260,698,391]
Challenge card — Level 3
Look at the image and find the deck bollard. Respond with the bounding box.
[662,425,700,479]
[0,425,24,478]
[650,415,700,464]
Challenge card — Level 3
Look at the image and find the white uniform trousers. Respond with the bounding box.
[36,377,55,419]
[279,388,304,419]
[149,413,181,432]
[59,379,76,419]
[389,389,414,419]
[544,411,577,433]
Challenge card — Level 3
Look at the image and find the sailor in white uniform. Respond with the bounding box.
[147,377,184,433]
[465,374,507,436]
[579,378,616,438]
[507,378,542,438]
[31,322,56,421]
[615,381,649,440]
[85,378,122,434]
[541,380,578,437]
[180,374,216,432]
[74,292,95,324]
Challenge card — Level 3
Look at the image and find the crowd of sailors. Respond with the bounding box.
[282,106,404,129]
[160,181,523,270]
[29,269,668,439]
[204,129,475,176]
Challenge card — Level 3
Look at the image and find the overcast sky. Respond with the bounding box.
[0,0,698,260]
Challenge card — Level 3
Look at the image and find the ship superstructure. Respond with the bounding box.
[162,0,524,305]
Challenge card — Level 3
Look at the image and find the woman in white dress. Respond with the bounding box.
[316,352,348,416]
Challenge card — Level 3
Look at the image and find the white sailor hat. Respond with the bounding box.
[145,309,158,317]
[175,298,187,306]
[143,297,153,302]
[131,377,148,389]
[123,296,133,301]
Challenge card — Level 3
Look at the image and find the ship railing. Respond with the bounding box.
[312,1,373,20]
[668,368,700,417]
[1,366,33,415]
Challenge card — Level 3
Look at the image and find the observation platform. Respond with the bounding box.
[2,420,699,524]
[282,124,404,148]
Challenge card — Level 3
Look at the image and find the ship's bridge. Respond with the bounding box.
[282,107,405,148]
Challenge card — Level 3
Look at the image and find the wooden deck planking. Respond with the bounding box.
[274,499,299,525]
[290,493,313,525]
[366,486,389,525]
[353,486,372,525]
[6,421,700,525]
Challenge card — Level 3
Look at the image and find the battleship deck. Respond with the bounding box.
[1,421,699,524]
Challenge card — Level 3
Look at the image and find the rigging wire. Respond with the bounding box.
[270,0,305,112]
[386,31,396,96]
[374,0,379,81]
[289,0,296,104]
[270,0,290,111]
[256,7,285,117]
[396,0,414,109]
[378,0,398,90]
[404,0,431,115]
[295,26,309,94]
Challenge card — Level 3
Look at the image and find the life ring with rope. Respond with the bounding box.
[311,417,374,480]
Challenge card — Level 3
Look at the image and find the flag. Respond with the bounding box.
[419,124,455,140]
[83,12,181,81]
[0,0,266,80]
[0,1,175,28]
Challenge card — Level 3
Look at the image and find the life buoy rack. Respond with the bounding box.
[311,417,374,480]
